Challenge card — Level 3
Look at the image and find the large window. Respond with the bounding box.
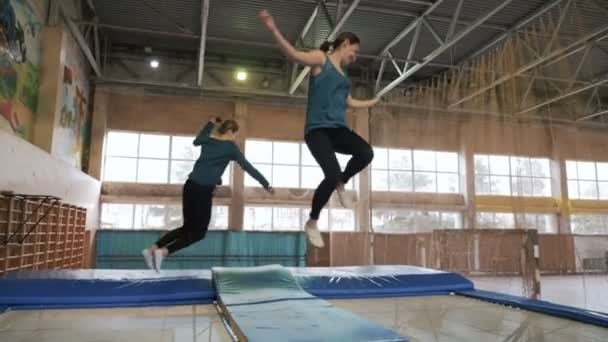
[103,131,231,184]
[243,206,355,231]
[372,209,461,233]
[475,155,551,197]
[566,161,608,200]
[371,148,459,193]
[100,203,229,230]
[244,140,355,189]
[476,212,557,233]
[571,214,608,235]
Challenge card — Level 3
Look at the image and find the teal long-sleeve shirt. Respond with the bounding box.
[188,122,270,188]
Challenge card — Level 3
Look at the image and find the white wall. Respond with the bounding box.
[0,130,100,229]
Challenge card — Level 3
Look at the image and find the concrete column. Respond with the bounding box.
[33,27,66,153]
[460,120,477,229]
[88,90,109,180]
[229,100,247,231]
[353,108,371,233]
[552,127,572,234]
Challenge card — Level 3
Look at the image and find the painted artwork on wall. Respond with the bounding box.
[54,39,90,170]
[0,0,42,139]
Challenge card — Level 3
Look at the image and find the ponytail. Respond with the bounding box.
[216,119,239,135]
[320,41,332,52]
[319,32,360,53]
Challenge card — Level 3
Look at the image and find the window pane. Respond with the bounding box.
[496,213,515,229]
[532,178,551,197]
[565,161,578,180]
[534,214,557,234]
[100,203,133,229]
[137,159,169,183]
[478,212,514,229]
[104,157,137,182]
[512,157,531,177]
[440,212,461,229]
[170,160,194,184]
[372,170,389,191]
[437,152,458,173]
[273,142,300,165]
[389,149,411,170]
[245,164,272,187]
[578,162,596,180]
[530,158,550,178]
[414,172,436,192]
[273,207,301,231]
[437,173,459,193]
[579,181,598,199]
[139,134,170,159]
[413,150,436,171]
[273,165,300,187]
[301,166,324,189]
[475,175,490,194]
[567,180,580,199]
[210,206,229,230]
[372,209,414,233]
[336,153,351,170]
[244,207,272,231]
[571,215,608,235]
[106,132,138,157]
[414,211,441,233]
[167,205,182,227]
[171,136,198,160]
[372,147,388,169]
[599,182,608,200]
[134,204,166,229]
[474,155,490,175]
[489,155,510,175]
[221,165,231,186]
[490,176,511,195]
[329,209,354,231]
[301,144,317,166]
[511,177,532,197]
[390,171,413,192]
[245,140,272,163]
[597,163,608,181]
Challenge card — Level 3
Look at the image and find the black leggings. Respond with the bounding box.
[155,179,214,254]
[305,127,374,220]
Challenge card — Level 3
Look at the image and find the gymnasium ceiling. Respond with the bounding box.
[84,0,608,124]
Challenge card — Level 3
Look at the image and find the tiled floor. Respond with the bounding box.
[331,296,608,342]
[0,305,232,342]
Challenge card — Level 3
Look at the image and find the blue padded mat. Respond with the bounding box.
[213,265,407,342]
[293,265,474,298]
[0,270,215,309]
[459,290,608,328]
[0,266,474,310]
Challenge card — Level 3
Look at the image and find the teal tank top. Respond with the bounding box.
[305,58,351,135]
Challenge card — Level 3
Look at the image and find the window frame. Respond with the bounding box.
[371,147,460,194]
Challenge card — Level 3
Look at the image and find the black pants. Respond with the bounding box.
[305,127,374,220]
[155,179,214,255]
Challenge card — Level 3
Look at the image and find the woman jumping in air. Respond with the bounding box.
[259,10,380,248]
[142,117,274,271]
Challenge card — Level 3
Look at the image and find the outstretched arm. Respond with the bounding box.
[347,96,380,109]
[259,10,325,67]
[233,145,272,191]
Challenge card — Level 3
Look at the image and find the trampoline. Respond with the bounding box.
[1,265,607,341]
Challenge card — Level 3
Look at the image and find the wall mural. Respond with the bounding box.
[55,49,90,170]
[0,0,41,139]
